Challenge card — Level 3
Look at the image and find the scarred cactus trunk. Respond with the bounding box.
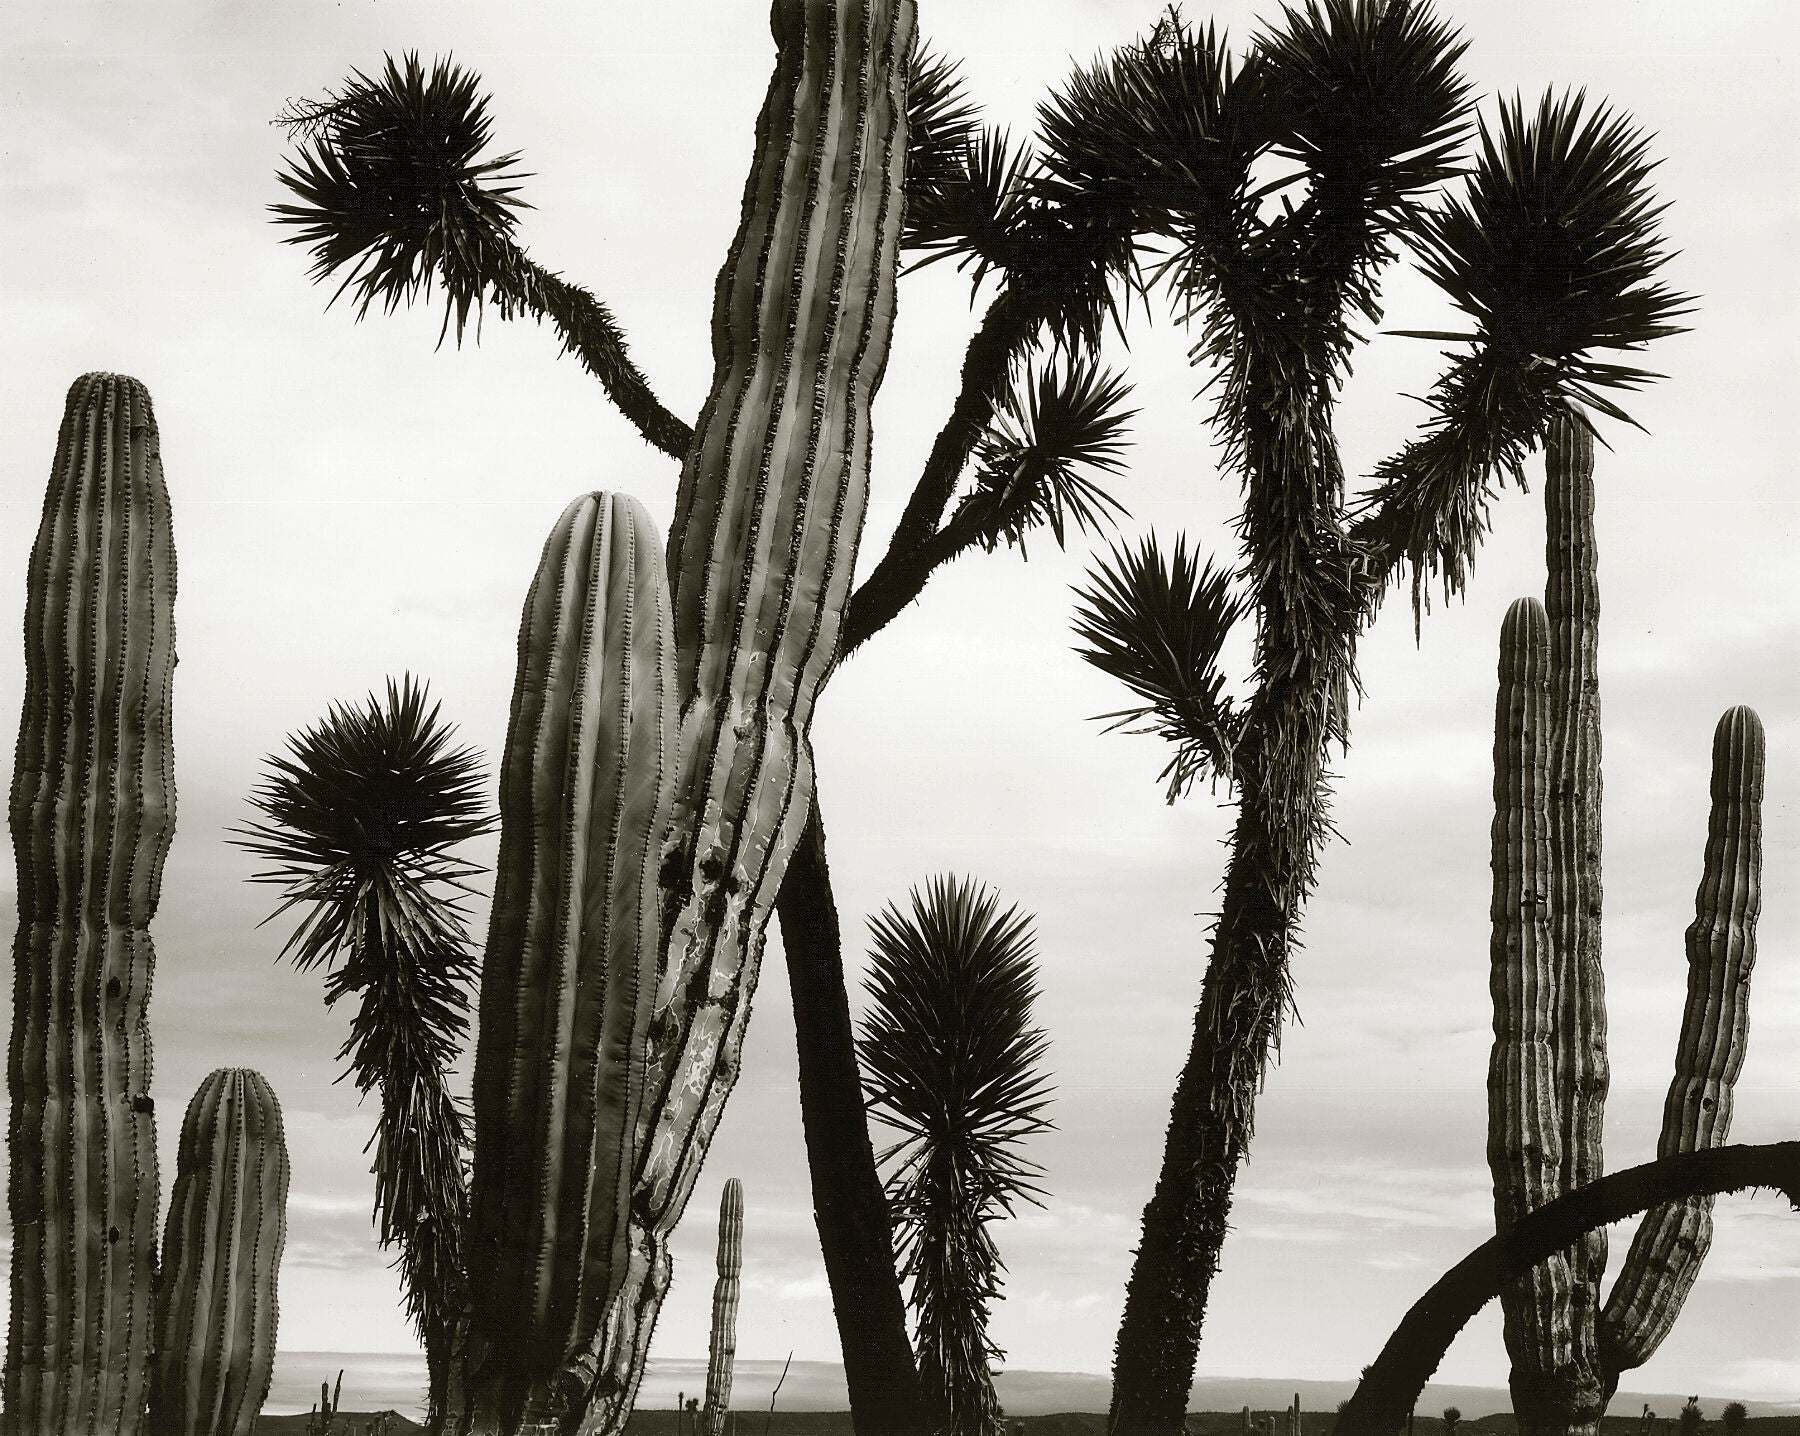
[6,372,176,1435]
[146,1069,289,1436]
[461,492,679,1433]
[1598,706,1764,1384]
[1487,596,1576,1419]
[702,1179,744,1436]
[580,0,914,1426]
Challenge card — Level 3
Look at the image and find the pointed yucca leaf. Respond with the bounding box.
[903,42,983,252]
[1036,11,1274,238]
[1072,534,1246,798]
[1413,88,1694,378]
[903,125,1034,278]
[859,875,1054,1436]
[1255,0,1471,232]
[965,354,1135,552]
[273,53,529,340]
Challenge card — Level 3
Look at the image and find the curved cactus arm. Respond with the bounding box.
[460,492,679,1432]
[1542,410,1609,1433]
[1487,596,1579,1425]
[576,0,916,1427]
[702,1179,744,1436]
[1598,706,1765,1381]
[1334,1143,1800,1436]
[6,372,175,1436]
[147,1069,290,1436]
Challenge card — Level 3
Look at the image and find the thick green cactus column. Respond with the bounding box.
[461,492,679,1432]
[6,372,176,1435]
[1487,596,1577,1420]
[702,1179,744,1436]
[146,1069,290,1436]
[1599,706,1764,1383]
[581,0,914,1426]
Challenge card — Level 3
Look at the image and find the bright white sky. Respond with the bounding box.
[4,0,1799,1409]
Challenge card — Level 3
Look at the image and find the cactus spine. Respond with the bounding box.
[1486,416,1765,1432]
[146,1069,290,1436]
[702,1179,744,1436]
[6,372,176,1434]
[462,492,679,1432]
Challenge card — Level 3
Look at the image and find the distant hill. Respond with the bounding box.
[264,1354,1800,1426]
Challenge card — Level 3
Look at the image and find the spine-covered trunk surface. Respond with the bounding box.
[1540,413,1607,1436]
[6,372,176,1436]
[702,1179,744,1436]
[147,1069,290,1436]
[462,492,678,1432]
[1598,706,1764,1378]
[582,0,914,1426]
[1487,597,1577,1419]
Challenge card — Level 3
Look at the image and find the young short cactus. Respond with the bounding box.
[1485,421,1767,1431]
[147,1069,291,1436]
[462,491,679,1431]
[6,372,176,1435]
[702,1179,744,1436]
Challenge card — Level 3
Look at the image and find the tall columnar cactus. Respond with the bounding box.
[6,372,176,1435]
[702,1179,744,1436]
[584,0,914,1425]
[462,492,679,1432]
[146,1069,290,1436]
[1485,421,1765,1433]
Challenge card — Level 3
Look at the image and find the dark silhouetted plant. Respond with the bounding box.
[860,877,1055,1436]
[233,675,493,1429]
[1722,1406,1748,1436]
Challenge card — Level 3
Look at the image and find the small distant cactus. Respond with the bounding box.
[307,1370,345,1436]
[147,1069,291,1436]
[702,1180,744,1436]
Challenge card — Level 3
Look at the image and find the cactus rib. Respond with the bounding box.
[6,372,176,1436]
[146,1069,290,1436]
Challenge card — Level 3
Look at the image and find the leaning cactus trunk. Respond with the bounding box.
[146,1069,290,1436]
[461,492,679,1432]
[582,0,914,1426]
[702,1180,744,1436]
[6,372,176,1435]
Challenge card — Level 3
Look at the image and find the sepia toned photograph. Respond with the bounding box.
[2,2,1796,1433]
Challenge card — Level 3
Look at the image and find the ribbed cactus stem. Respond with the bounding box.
[1487,597,1579,1425]
[146,1069,289,1436]
[6,372,176,1436]
[462,491,679,1433]
[582,0,915,1426]
[1599,706,1764,1380]
[1542,411,1607,1436]
[702,1179,744,1436]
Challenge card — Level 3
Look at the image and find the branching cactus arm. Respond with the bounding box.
[6,372,175,1436]
[461,492,679,1432]
[147,1069,290,1436]
[1599,706,1765,1382]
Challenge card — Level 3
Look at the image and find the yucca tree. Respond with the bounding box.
[273,43,1135,1436]
[1047,5,1689,1431]
[232,675,494,1432]
[860,877,1054,1436]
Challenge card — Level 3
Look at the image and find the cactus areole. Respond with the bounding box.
[6,372,176,1436]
